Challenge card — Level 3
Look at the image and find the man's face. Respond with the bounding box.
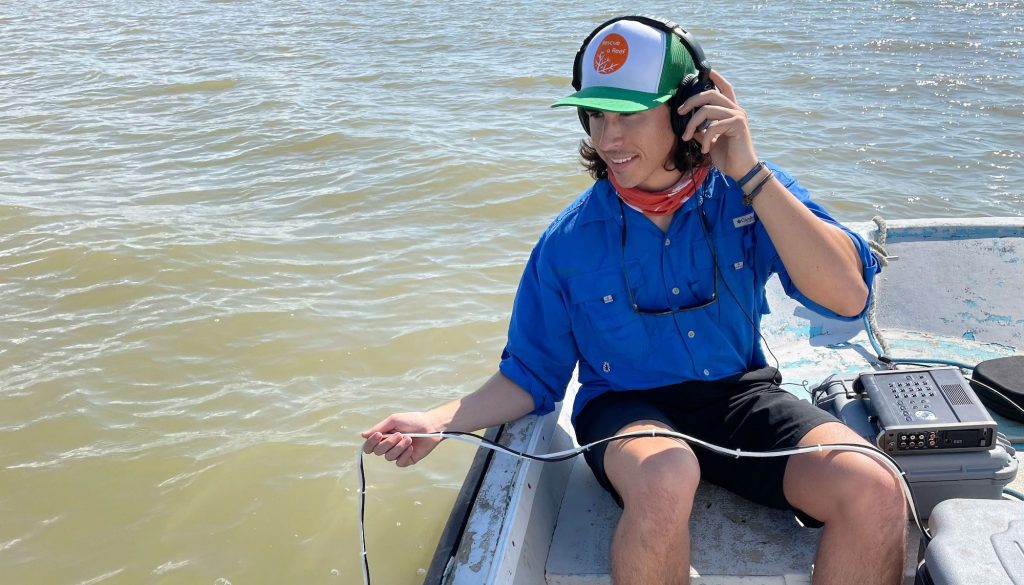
[587,104,680,191]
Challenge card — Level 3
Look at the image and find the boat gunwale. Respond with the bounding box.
[424,425,504,585]
[850,216,1024,243]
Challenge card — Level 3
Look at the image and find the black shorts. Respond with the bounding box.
[574,367,838,520]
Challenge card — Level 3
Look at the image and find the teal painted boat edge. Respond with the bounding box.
[848,217,1024,241]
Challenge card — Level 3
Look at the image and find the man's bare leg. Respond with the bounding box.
[784,422,908,585]
[604,420,701,585]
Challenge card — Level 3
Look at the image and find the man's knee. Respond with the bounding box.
[814,455,908,540]
[845,459,907,523]
[604,422,701,517]
[622,454,701,523]
[788,423,907,530]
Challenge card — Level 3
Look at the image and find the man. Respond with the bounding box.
[363,15,907,585]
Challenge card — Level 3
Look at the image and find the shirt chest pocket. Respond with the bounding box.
[567,264,648,360]
[693,229,759,321]
[687,239,718,300]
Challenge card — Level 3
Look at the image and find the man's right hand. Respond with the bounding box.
[361,412,444,467]
[360,371,538,468]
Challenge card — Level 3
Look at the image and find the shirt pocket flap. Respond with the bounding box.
[567,264,642,306]
[567,264,644,331]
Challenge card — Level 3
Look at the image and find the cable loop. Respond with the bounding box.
[357,429,931,585]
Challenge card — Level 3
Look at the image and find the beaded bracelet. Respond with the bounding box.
[736,160,767,190]
[743,169,775,207]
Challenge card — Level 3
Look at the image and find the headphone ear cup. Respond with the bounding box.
[669,79,698,137]
[670,78,716,137]
[577,108,591,135]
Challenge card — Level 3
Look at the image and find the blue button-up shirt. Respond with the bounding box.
[499,163,880,423]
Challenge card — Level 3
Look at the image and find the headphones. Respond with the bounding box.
[571,15,714,137]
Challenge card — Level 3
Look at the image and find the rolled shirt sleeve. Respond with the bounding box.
[499,238,579,416]
[752,163,881,321]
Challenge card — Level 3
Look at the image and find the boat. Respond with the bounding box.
[422,217,1024,585]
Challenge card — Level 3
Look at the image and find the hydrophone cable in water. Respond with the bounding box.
[357,429,928,585]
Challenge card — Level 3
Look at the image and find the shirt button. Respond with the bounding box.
[703,369,710,376]
[664,238,671,247]
[671,287,681,295]
[688,330,695,338]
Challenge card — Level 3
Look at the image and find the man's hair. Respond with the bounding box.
[578,136,708,180]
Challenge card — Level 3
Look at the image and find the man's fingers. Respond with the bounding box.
[384,436,413,462]
[700,129,718,154]
[372,432,405,456]
[362,431,394,455]
[697,118,735,153]
[361,431,420,466]
[709,69,737,103]
[681,107,710,141]
[362,431,382,454]
[677,87,730,116]
[396,447,419,468]
[681,104,735,140]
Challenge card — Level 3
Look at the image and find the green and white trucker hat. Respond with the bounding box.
[552,18,697,113]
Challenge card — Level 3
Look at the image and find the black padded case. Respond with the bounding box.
[972,356,1024,422]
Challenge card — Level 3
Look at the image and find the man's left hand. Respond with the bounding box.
[677,70,759,181]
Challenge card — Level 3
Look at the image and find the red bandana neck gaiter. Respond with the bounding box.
[608,166,711,216]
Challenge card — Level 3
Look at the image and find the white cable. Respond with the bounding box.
[358,430,927,585]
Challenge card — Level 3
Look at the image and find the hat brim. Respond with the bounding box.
[551,86,674,113]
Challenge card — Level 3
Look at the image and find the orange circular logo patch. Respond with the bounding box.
[593,33,629,75]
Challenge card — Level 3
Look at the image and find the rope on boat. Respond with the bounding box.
[862,217,977,371]
[866,215,892,359]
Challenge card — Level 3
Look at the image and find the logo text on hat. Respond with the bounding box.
[593,33,629,75]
